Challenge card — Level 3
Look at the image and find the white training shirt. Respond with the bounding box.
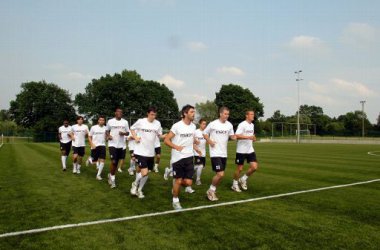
[131,118,163,157]
[127,135,136,151]
[170,120,196,164]
[194,129,206,157]
[203,119,234,158]
[236,120,255,154]
[71,124,89,147]
[89,125,107,147]
[58,125,72,143]
[154,136,161,148]
[106,118,129,149]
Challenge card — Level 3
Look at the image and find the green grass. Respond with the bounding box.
[0,142,379,249]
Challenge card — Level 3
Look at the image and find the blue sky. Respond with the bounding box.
[1,0,379,122]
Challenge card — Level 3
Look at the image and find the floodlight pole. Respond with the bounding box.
[360,100,366,137]
[295,70,303,143]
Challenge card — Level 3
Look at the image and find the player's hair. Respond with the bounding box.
[181,104,195,118]
[115,107,123,112]
[199,118,206,124]
[76,115,84,121]
[63,118,70,122]
[219,106,229,114]
[98,115,106,120]
[147,106,157,113]
[245,109,255,115]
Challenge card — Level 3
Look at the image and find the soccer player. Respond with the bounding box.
[88,115,107,180]
[106,107,130,188]
[71,116,89,174]
[164,104,201,210]
[58,119,72,171]
[203,107,236,201]
[129,107,163,198]
[232,110,258,192]
[193,118,208,185]
[153,133,166,173]
[163,160,173,180]
[127,135,136,176]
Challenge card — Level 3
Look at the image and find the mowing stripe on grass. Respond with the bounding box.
[1,178,379,239]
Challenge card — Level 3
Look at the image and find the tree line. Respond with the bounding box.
[1,69,379,139]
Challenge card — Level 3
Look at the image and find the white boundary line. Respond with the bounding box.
[0,179,379,239]
[368,151,380,156]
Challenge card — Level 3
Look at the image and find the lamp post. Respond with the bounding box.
[360,100,366,137]
[295,70,303,143]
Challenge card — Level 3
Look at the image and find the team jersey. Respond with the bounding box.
[170,120,196,164]
[127,135,136,151]
[236,120,255,154]
[106,118,129,149]
[58,125,72,143]
[194,129,206,157]
[89,125,107,147]
[154,136,161,148]
[203,119,234,158]
[71,124,89,147]
[131,118,163,157]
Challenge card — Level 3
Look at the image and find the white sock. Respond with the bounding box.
[138,176,148,191]
[73,163,77,170]
[233,179,238,186]
[209,185,216,192]
[130,160,135,170]
[195,165,203,180]
[77,164,81,171]
[88,158,93,164]
[135,172,142,185]
[110,174,115,182]
[154,163,158,167]
[96,161,100,168]
[97,162,104,176]
[185,186,192,191]
[173,197,179,203]
[61,156,67,168]
[241,174,248,181]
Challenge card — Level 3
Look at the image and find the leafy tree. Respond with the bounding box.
[214,84,264,127]
[299,105,331,135]
[0,109,10,121]
[9,81,76,132]
[268,110,287,123]
[338,111,372,135]
[195,100,218,122]
[75,69,179,128]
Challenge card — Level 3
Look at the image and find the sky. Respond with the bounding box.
[1,0,379,122]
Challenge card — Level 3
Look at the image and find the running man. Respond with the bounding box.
[203,107,236,201]
[106,107,130,188]
[193,118,208,185]
[71,116,89,174]
[130,107,163,198]
[164,104,201,210]
[58,119,72,171]
[88,115,107,180]
[127,135,136,176]
[232,110,258,192]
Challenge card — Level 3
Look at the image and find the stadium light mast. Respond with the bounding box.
[360,100,366,137]
[295,70,303,144]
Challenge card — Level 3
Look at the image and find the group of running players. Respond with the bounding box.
[58,105,259,210]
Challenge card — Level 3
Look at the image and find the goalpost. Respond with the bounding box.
[271,122,316,141]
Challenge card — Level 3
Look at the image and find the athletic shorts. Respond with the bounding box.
[155,147,161,155]
[235,152,257,165]
[135,154,154,170]
[91,146,106,161]
[109,147,126,164]
[194,156,206,166]
[60,141,72,155]
[211,157,227,172]
[172,157,194,179]
[72,146,85,157]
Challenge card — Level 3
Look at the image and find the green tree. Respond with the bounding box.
[75,69,179,128]
[9,81,76,132]
[268,110,287,123]
[214,84,264,127]
[195,100,218,122]
[299,105,331,135]
[338,111,372,136]
[0,109,10,121]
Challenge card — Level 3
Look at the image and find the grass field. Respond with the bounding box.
[0,142,379,249]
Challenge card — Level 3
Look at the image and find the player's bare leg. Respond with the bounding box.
[239,162,258,190]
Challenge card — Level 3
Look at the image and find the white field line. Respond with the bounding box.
[368,151,380,156]
[0,179,379,239]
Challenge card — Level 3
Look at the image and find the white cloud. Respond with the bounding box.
[287,35,330,57]
[158,74,185,88]
[331,78,375,97]
[217,66,244,76]
[187,41,207,51]
[341,22,378,48]
[66,72,93,81]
